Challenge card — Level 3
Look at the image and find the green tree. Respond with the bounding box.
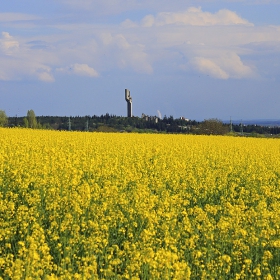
[27,109,37,128]
[0,110,8,127]
[198,118,229,135]
[23,118,29,128]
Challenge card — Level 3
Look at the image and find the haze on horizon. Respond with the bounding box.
[0,0,280,121]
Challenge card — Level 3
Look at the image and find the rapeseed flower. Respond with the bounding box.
[0,128,280,278]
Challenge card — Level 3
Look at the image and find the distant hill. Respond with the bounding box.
[227,119,280,127]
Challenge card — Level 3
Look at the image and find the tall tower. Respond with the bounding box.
[125,89,132,117]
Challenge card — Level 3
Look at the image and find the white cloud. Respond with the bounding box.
[38,73,55,82]
[141,15,155,28]
[1,32,19,55]
[0,56,55,82]
[57,63,99,77]
[120,19,138,28]
[0,32,55,82]
[191,57,229,79]
[2,32,12,39]
[72,64,99,77]
[114,34,130,50]
[35,66,55,82]
[140,7,253,27]
[219,53,254,78]
[190,53,254,79]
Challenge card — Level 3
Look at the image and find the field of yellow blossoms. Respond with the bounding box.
[0,128,280,279]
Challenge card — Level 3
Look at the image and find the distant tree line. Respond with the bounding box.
[7,112,200,133]
[1,109,279,137]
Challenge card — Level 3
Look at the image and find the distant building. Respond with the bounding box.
[141,113,158,123]
[180,116,190,121]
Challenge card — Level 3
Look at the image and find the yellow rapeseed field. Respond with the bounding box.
[0,128,280,279]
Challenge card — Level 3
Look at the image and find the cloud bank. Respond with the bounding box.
[141,7,253,27]
[0,6,279,83]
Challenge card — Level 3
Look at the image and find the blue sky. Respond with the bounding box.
[1,0,280,121]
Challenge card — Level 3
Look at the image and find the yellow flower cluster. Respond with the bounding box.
[0,128,280,279]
